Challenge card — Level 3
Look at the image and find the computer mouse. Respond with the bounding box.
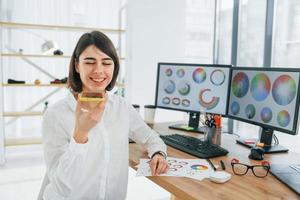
[209,171,232,183]
[248,147,265,160]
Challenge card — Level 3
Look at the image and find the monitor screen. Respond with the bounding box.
[155,63,231,115]
[228,67,300,135]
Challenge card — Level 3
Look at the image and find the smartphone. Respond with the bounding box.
[79,91,105,102]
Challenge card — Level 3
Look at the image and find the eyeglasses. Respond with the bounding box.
[231,158,270,178]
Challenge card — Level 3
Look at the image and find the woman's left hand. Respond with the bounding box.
[149,154,169,176]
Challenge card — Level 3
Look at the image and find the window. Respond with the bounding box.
[272,0,300,68]
[237,0,267,67]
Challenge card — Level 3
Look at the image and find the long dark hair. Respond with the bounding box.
[68,31,119,92]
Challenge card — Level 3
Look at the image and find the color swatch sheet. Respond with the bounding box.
[136,157,214,181]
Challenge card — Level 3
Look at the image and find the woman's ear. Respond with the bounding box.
[75,60,79,73]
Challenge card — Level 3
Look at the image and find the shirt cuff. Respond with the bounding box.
[69,136,90,157]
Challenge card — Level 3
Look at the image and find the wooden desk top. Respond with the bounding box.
[129,122,300,200]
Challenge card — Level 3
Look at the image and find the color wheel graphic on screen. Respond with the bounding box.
[163,80,176,94]
[277,110,291,127]
[272,75,296,106]
[232,72,249,98]
[176,68,185,78]
[245,104,256,119]
[165,68,173,77]
[192,68,206,83]
[250,73,271,101]
[191,164,208,171]
[230,101,240,115]
[198,89,220,110]
[260,107,273,123]
[210,69,226,86]
[178,81,191,96]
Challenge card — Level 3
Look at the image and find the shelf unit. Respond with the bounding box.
[0,53,126,60]
[0,21,126,159]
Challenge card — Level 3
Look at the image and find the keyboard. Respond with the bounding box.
[160,134,229,159]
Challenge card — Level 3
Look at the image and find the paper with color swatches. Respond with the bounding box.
[136,157,214,181]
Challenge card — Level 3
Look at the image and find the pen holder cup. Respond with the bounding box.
[204,127,221,145]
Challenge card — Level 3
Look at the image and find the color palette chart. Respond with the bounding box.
[156,64,230,115]
[229,69,300,131]
[136,157,214,181]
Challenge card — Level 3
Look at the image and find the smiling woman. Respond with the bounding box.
[68,31,120,93]
[41,31,169,200]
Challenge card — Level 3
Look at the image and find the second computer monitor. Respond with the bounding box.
[228,67,300,153]
[155,63,231,116]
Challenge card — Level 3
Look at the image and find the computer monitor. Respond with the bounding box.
[155,62,232,133]
[228,67,300,153]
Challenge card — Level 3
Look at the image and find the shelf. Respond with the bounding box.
[3,111,43,117]
[0,21,125,33]
[5,137,42,146]
[1,83,125,87]
[0,53,126,60]
[1,83,67,87]
[1,53,71,58]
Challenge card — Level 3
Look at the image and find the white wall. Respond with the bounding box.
[126,0,188,122]
[0,29,5,165]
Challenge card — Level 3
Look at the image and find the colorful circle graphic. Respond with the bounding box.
[210,69,226,86]
[176,68,185,78]
[260,107,273,123]
[192,68,206,83]
[182,99,190,107]
[191,164,208,171]
[198,89,220,110]
[250,73,271,101]
[162,97,171,104]
[178,81,191,96]
[272,75,297,106]
[165,68,173,77]
[277,110,290,127]
[163,80,176,94]
[230,101,240,115]
[232,72,250,98]
[245,104,256,119]
[172,98,180,105]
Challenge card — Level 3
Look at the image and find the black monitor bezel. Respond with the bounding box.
[227,66,300,135]
[155,62,233,116]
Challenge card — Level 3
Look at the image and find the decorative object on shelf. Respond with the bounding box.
[7,78,25,84]
[34,79,41,85]
[53,49,64,55]
[41,40,60,55]
[60,77,68,83]
[50,77,68,84]
[50,79,61,84]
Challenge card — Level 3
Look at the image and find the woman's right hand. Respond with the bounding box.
[73,93,107,143]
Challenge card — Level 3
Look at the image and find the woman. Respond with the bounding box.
[42,31,169,200]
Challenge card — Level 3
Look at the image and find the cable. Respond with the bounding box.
[273,134,279,145]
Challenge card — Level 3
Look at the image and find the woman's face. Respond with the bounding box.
[76,45,114,92]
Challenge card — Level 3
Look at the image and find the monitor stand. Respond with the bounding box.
[236,127,289,153]
[168,112,206,133]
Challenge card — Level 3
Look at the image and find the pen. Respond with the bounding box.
[220,160,226,170]
[207,159,216,171]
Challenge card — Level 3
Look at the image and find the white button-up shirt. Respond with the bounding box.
[42,91,167,200]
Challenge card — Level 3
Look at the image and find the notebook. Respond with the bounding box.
[270,164,300,195]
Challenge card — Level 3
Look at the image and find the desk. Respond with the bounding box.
[129,122,300,200]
